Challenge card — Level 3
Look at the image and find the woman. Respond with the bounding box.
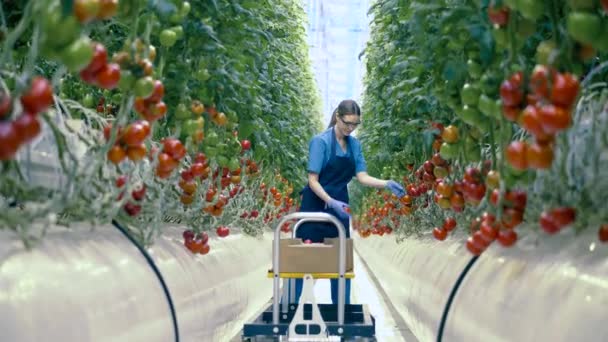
[293,99,405,305]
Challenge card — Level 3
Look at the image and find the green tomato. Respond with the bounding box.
[460,105,483,127]
[536,40,558,65]
[118,70,136,92]
[182,119,198,135]
[480,72,499,96]
[477,94,495,117]
[217,155,229,167]
[160,29,178,47]
[518,0,544,21]
[82,94,95,108]
[464,142,481,163]
[567,0,597,10]
[112,93,122,103]
[440,142,460,160]
[42,9,81,48]
[195,68,211,81]
[134,76,155,98]
[203,145,217,158]
[175,103,191,119]
[61,37,94,72]
[490,99,503,120]
[567,12,602,45]
[206,131,219,146]
[467,59,483,79]
[169,12,183,24]
[171,26,184,40]
[228,157,240,172]
[461,83,480,106]
[180,2,191,17]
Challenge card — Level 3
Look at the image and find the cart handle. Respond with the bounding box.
[272,212,347,328]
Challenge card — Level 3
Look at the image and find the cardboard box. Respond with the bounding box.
[273,238,353,273]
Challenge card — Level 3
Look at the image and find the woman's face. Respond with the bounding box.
[337,113,361,136]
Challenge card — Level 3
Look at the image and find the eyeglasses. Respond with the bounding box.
[339,116,361,129]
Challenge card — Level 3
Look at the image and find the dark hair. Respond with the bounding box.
[327,99,361,128]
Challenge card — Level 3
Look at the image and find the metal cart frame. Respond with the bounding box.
[242,212,376,341]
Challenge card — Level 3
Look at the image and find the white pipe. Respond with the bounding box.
[0,223,274,342]
[355,227,608,342]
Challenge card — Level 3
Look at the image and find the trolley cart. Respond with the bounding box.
[242,212,376,341]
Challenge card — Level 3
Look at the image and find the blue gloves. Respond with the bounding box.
[386,180,405,197]
[327,198,350,220]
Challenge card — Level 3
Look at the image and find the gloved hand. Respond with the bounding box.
[385,180,405,197]
[327,198,350,220]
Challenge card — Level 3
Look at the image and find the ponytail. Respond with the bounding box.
[327,99,361,129]
[327,108,339,129]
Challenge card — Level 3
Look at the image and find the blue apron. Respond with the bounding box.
[293,127,355,304]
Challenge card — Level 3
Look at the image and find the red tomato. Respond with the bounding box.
[0,121,20,160]
[216,226,230,238]
[162,138,186,160]
[84,42,107,74]
[480,221,498,243]
[487,5,509,26]
[526,142,554,169]
[599,224,608,243]
[123,202,142,216]
[550,73,579,108]
[505,141,528,170]
[157,152,178,172]
[466,237,483,255]
[13,113,41,143]
[96,63,121,89]
[433,227,447,241]
[497,229,517,247]
[20,77,54,114]
[127,144,147,161]
[529,65,553,98]
[122,122,149,146]
[540,211,560,234]
[520,105,551,141]
[550,207,576,227]
[145,80,165,102]
[443,217,457,231]
[500,79,523,107]
[538,104,571,134]
[131,185,146,201]
[241,139,251,151]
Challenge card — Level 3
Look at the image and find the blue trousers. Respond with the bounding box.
[292,278,351,305]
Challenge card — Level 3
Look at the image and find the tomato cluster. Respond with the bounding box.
[104,120,151,164]
[539,206,576,234]
[0,77,53,160]
[183,230,210,255]
[156,138,186,178]
[79,42,121,90]
[116,176,147,217]
[503,67,580,171]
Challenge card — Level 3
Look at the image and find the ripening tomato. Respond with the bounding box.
[107,145,126,164]
[122,122,149,146]
[441,125,459,143]
[84,42,107,74]
[127,144,147,161]
[526,142,554,169]
[162,138,186,160]
[158,152,178,172]
[145,80,165,102]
